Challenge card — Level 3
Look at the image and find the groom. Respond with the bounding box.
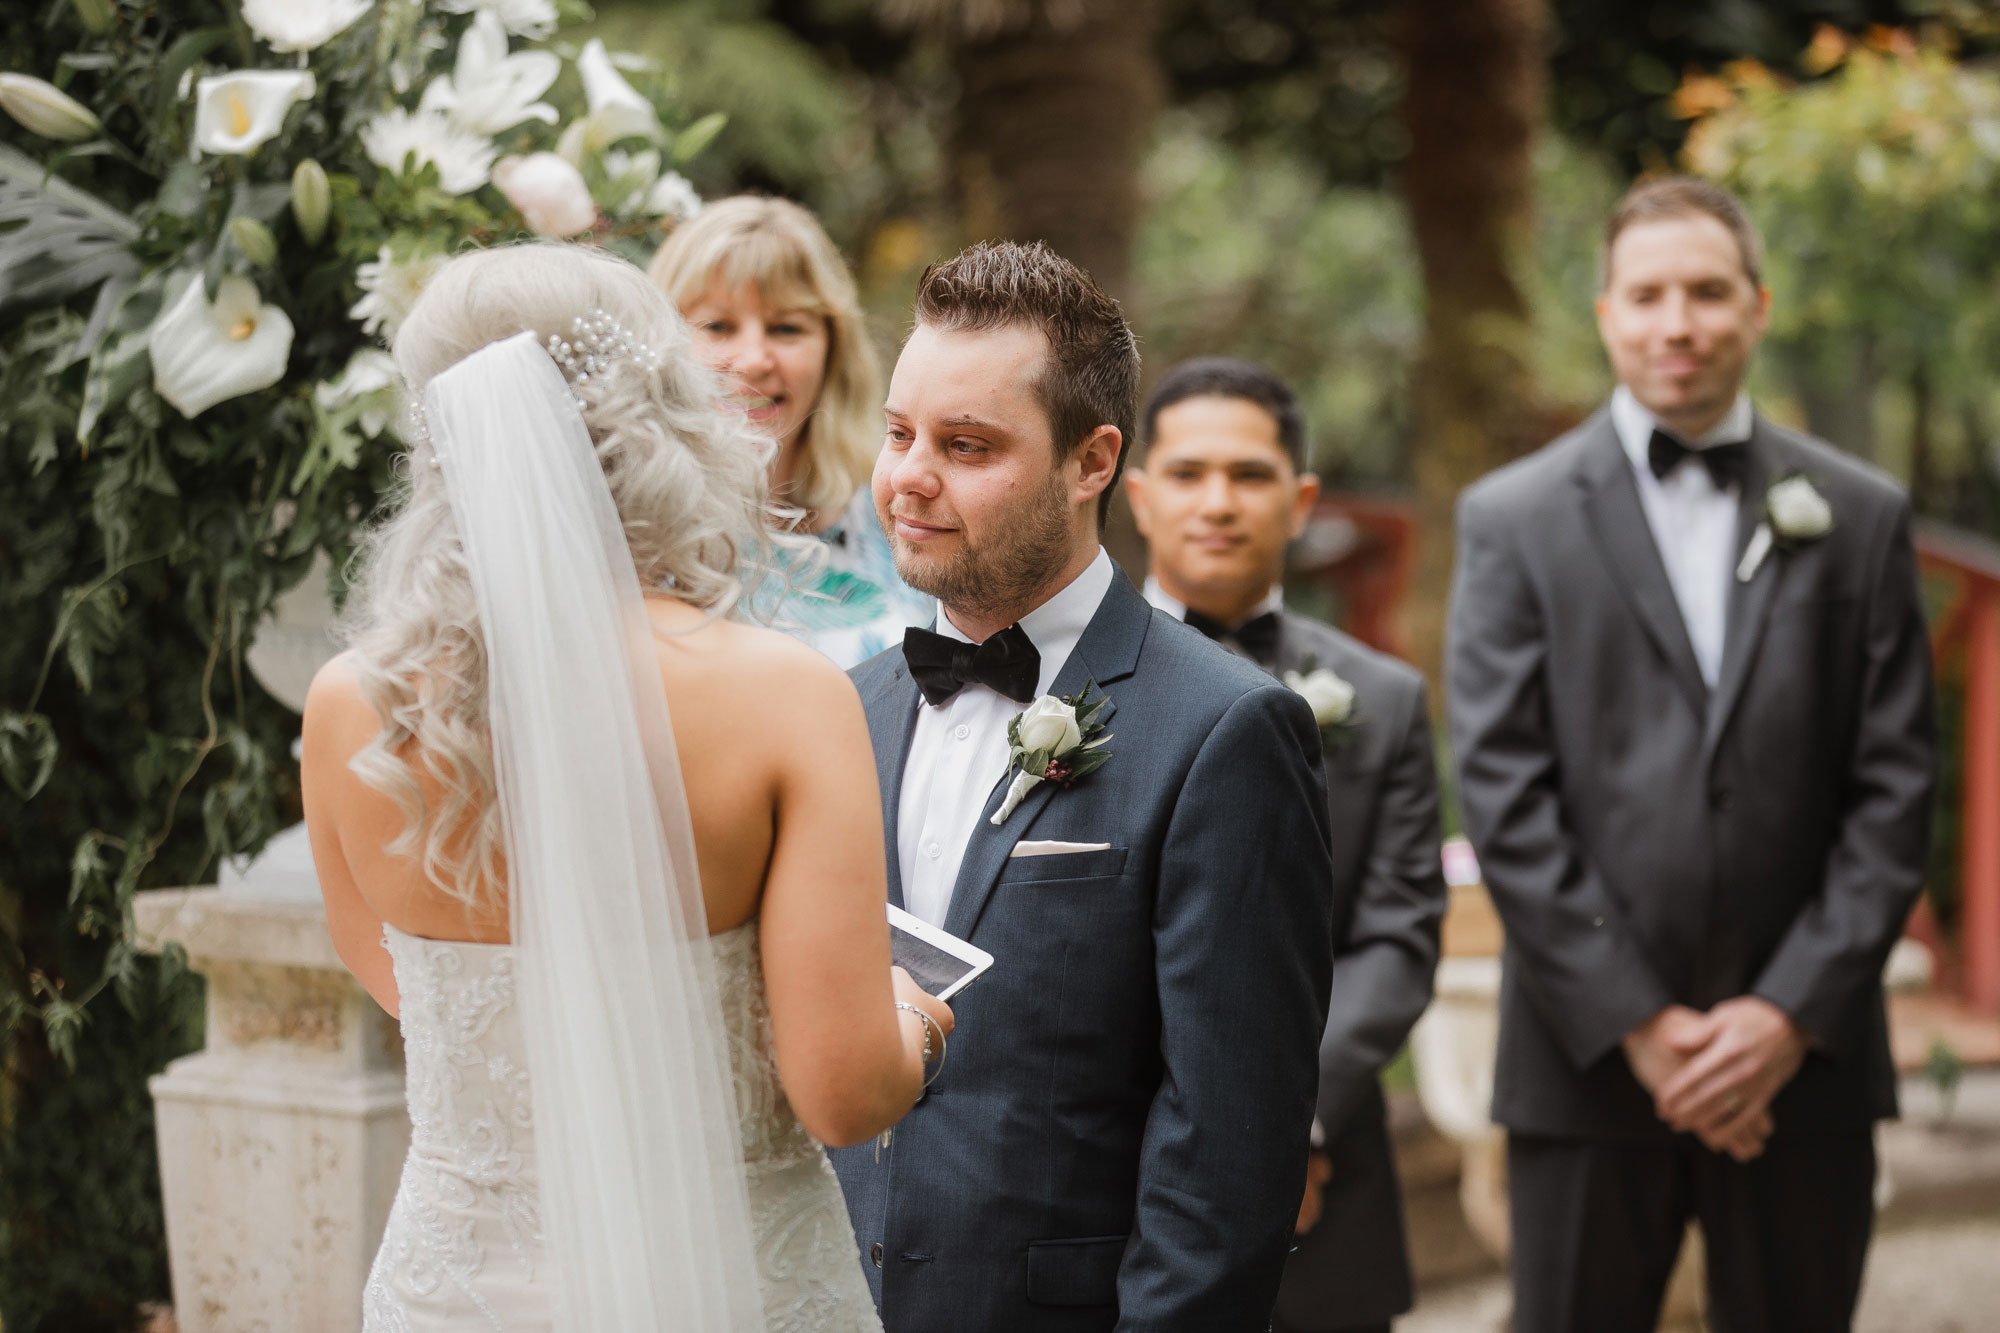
[831,241,1336,1332]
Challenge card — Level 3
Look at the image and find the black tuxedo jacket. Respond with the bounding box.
[1446,409,1936,1139]
[1258,611,1446,1331]
[831,571,1336,1331]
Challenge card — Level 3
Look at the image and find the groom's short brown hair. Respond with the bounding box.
[913,241,1140,525]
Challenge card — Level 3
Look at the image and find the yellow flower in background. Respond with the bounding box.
[0,73,101,141]
[193,70,316,156]
[149,275,295,419]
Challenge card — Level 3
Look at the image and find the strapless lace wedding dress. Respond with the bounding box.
[363,919,881,1332]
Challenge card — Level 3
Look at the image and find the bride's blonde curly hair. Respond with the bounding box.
[340,242,798,913]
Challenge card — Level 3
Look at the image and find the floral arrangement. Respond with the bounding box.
[0,3,721,1316]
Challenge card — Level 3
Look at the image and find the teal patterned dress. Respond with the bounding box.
[758,488,932,669]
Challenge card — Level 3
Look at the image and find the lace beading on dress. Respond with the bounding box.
[364,921,880,1332]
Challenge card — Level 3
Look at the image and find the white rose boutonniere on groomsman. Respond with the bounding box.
[1738,470,1835,582]
[992,682,1114,825]
[1284,663,1359,747]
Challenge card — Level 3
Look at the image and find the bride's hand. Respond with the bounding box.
[891,966,955,1039]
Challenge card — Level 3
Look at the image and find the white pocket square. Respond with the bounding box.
[1009,840,1112,858]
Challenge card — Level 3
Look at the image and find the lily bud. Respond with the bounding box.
[0,74,101,142]
[71,0,114,35]
[291,159,331,245]
[229,216,278,269]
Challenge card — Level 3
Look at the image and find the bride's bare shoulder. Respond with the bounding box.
[646,602,858,712]
[302,652,375,745]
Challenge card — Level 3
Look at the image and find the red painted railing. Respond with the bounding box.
[1916,522,2000,1015]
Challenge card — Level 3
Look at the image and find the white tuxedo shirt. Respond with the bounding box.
[1610,386,1753,688]
[896,549,1116,926]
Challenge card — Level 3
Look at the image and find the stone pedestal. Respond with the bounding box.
[135,887,408,1332]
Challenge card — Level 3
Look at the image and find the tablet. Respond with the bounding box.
[888,904,995,1001]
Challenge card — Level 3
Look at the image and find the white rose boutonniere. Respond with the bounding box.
[992,681,1113,825]
[1284,662,1360,747]
[1738,471,1835,583]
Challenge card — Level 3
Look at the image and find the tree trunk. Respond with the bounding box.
[947,0,1160,304]
[1396,0,1548,684]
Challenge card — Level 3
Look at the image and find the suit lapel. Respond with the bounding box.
[1703,420,1788,759]
[1577,414,1709,717]
[863,662,922,910]
[940,573,1148,940]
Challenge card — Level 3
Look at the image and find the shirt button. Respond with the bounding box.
[926,842,942,859]
[954,723,970,740]
[870,1242,884,1268]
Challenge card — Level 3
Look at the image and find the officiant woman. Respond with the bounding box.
[651,195,930,667]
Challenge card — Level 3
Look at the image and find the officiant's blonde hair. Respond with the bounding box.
[341,242,792,911]
[648,196,881,519]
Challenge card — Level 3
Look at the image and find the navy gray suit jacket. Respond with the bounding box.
[1446,410,1936,1139]
[831,569,1336,1332]
[1265,612,1444,1330]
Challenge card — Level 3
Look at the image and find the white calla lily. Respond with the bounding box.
[438,0,557,39]
[360,106,496,194]
[575,39,660,145]
[193,71,316,156]
[149,275,295,419]
[645,170,702,221]
[241,0,373,53]
[419,10,558,135]
[0,74,101,142]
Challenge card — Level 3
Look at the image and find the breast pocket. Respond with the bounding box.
[1000,846,1130,883]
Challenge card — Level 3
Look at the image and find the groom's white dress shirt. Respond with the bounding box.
[897,548,1117,927]
[1610,385,1753,688]
[1140,576,1283,626]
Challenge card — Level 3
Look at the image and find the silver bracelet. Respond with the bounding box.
[894,1001,942,1066]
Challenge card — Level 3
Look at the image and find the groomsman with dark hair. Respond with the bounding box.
[1447,176,1936,1331]
[1126,357,1446,1333]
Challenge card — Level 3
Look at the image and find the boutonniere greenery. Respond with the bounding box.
[1737,471,1835,583]
[991,681,1114,825]
[1283,661,1360,748]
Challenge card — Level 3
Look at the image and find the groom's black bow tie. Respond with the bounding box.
[902,623,1041,706]
[1648,427,1748,491]
[1185,607,1282,667]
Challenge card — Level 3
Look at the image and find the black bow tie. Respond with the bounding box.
[1185,607,1282,666]
[1648,428,1748,491]
[902,623,1041,706]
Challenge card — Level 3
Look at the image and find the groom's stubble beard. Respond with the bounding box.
[884,462,1078,628]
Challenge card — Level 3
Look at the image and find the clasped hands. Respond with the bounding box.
[1622,997,1807,1163]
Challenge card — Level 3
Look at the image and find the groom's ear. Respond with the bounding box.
[1071,424,1123,513]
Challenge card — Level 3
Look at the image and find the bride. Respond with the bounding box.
[299,243,950,1330]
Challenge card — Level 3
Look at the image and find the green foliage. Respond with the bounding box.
[1686,39,2000,517]
[1133,111,1421,482]
[0,2,727,1323]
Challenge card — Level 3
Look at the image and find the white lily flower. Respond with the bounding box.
[149,274,295,419]
[193,70,316,156]
[0,74,101,142]
[241,0,373,53]
[645,171,703,221]
[418,10,558,136]
[348,245,445,340]
[315,347,400,437]
[360,106,496,194]
[493,152,597,237]
[437,0,557,39]
[575,39,660,145]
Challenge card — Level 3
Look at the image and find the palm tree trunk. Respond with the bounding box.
[1397,0,1548,682]
[944,0,1161,303]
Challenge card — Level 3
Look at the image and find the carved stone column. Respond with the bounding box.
[135,887,407,1331]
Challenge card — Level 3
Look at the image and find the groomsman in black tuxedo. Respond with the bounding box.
[1448,177,1936,1331]
[1126,358,1446,1333]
